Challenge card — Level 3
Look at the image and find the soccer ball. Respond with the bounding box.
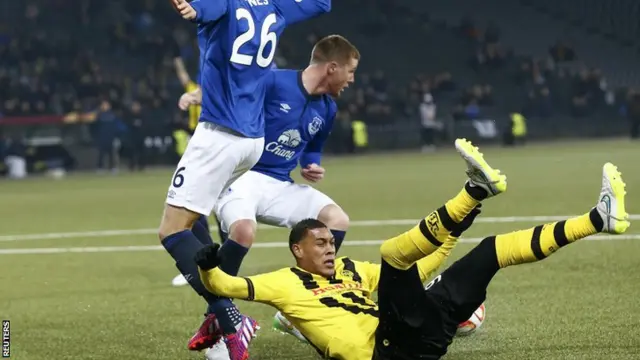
[456,303,485,336]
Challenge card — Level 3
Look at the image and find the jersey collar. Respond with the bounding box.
[297,71,322,100]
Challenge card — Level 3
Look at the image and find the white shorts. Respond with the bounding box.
[214,170,337,232]
[165,122,264,216]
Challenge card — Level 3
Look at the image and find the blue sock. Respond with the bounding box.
[219,239,249,276]
[161,230,217,304]
[216,218,229,244]
[197,215,210,233]
[205,240,250,334]
[192,216,213,246]
[331,229,347,252]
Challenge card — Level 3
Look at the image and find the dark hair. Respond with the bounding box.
[289,218,327,253]
[311,35,360,65]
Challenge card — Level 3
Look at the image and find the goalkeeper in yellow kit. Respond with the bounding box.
[195,138,630,360]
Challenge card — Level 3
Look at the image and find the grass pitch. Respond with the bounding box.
[2,139,640,359]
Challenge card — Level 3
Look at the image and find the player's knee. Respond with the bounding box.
[317,204,350,230]
[158,205,200,241]
[228,219,257,247]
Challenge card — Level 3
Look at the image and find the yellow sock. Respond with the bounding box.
[445,186,482,223]
[380,185,481,270]
[495,211,599,268]
[380,222,440,270]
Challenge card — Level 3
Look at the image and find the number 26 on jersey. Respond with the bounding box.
[231,9,277,68]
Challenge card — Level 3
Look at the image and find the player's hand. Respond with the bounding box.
[451,204,482,237]
[171,0,197,20]
[194,243,222,271]
[178,92,200,110]
[301,164,325,183]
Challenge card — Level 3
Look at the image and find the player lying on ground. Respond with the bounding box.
[160,0,332,359]
[193,138,630,360]
[171,35,359,356]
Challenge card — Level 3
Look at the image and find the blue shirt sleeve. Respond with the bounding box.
[190,0,228,24]
[273,0,331,25]
[300,101,337,167]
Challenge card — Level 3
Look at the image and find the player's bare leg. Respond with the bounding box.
[200,219,259,360]
[317,204,349,251]
[159,205,224,350]
[227,219,258,248]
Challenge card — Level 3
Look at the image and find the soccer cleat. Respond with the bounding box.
[204,339,231,360]
[272,311,308,343]
[223,315,260,360]
[171,273,189,287]
[595,163,630,234]
[188,313,222,351]
[454,138,507,198]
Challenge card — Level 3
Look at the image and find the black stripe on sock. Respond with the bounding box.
[589,208,604,232]
[553,221,570,247]
[437,206,457,230]
[244,277,255,301]
[419,219,444,247]
[530,225,545,260]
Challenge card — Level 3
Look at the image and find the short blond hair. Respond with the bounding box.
[311,35,360,65]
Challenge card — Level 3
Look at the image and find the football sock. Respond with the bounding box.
[494,209,602,268]
[219,239,249,276]
[216,218,229,244]
[192,216,214,246]
[331,229,347,252]
[445,182,485,222]
[207,299,242,335]
[197,215,210,233]
[161,230,217,304]
[381,184,483,270]
[205,239,250,334]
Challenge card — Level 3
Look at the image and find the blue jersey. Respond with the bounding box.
[252,69,338,182]
[190,0,331,138]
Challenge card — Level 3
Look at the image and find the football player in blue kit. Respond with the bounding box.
[161,0,331,359]
[174,34,360,359]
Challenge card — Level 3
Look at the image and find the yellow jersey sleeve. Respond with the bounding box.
[349,260,382,293]
[199,267,288,306]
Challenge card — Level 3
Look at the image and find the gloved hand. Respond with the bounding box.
[451,204,482,237]
[194,243,222,271]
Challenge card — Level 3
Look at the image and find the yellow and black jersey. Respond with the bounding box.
[200,246,455,360]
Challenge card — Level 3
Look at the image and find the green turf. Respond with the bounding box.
[2,139,640,359]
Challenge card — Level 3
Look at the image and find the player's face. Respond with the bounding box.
[295,227,336,278]
[327,58,359,97]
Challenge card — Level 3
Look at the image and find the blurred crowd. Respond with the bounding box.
[1,0,639,176]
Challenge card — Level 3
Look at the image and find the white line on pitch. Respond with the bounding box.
[1,215,638,242]
[1,234,638,255]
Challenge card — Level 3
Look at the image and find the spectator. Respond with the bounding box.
[419,93,443,152]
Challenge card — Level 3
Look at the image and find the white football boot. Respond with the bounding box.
[595,163,630,234]
[454,138,507,198]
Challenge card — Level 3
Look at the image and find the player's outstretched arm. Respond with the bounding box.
[196,244,252,299]
[196,244,286,305]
